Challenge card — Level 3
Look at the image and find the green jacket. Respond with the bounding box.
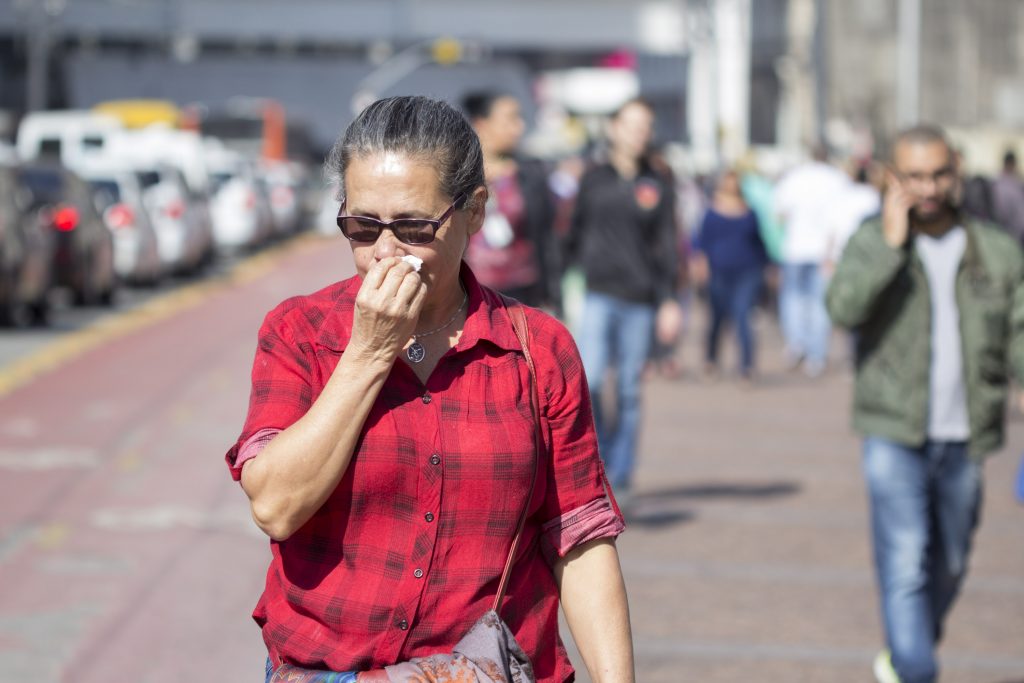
[826,216,1024,459]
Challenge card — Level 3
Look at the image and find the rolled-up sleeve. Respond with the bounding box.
[540,497,626,565]
[224,302,315,481]
[231,427,282,479]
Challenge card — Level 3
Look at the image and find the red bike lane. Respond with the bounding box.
[0,235,354,682]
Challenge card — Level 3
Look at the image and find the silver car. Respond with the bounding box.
[82,165,163,286]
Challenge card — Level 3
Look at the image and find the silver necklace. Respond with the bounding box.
[406,291,468,363]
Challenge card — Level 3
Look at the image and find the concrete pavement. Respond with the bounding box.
[0,234,1021,682]
[567,308,1024,682]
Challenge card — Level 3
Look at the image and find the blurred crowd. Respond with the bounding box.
[456,96,1024,388]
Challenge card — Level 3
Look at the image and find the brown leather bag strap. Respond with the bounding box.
[492,296,542,614]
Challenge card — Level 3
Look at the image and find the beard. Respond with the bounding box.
[910,196,958,224]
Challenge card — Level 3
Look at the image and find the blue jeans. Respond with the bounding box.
[779,262,830,364]
[862,438,982,683]
[577,291,655,490]
[706,267,763,373]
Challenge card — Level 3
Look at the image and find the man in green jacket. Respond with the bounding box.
[826,125,1024,683]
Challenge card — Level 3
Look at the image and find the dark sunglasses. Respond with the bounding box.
[337,194,466,245]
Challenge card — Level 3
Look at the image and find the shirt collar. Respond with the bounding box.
[456,261,522,354]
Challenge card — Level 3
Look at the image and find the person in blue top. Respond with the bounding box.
[692,170,770,382]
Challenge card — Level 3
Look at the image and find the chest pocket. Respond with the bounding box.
[439,351,537,531]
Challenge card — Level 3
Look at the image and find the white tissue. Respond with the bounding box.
[401,255,423,272]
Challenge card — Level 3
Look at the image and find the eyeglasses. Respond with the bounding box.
[337,194,465,245]
[897,166,956,186]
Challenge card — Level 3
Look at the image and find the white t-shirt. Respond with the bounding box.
[827,181,880,262]
[774,161,849,263]
[914,227,969,441]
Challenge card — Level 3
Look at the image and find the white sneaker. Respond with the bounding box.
[804,359,826,378]
[873,650,901,683]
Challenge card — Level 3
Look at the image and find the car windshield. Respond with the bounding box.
[89,179,121,210]
[18,168,64,204]
[209,171,235,194]
[136,171,161,189]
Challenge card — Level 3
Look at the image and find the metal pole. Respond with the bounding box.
[897,0,921,127]
[812,0,828,146]
[26,1,50,112]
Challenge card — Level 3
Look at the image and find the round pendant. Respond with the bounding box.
[406,341,426,363]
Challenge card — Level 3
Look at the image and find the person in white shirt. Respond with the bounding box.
[825,163,882,270]
[774,147,848,376]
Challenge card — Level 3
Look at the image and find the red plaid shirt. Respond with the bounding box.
[226,265,624,682]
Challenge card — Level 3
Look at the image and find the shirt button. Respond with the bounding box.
[430,454,441,466]
[421,393,432,404]
[398,619,409,630]
[424,512,435,523]
[414,568,424,579]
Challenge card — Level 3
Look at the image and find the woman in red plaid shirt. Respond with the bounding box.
[226,96,632,682]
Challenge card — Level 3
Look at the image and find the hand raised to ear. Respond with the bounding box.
[882,168,913,249]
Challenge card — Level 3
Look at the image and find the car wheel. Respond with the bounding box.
[29,299,50,327]
[0,300,14,327]
[99,282,116,307]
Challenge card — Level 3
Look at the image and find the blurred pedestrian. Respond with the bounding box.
[738,154,784,265]
[692,169,769,382]
[462,91,560,311]
[954,148,995,223]
[564,98,680,497]
[774,146,847,376]
[824,162,882,275]
[992,149,1024,245]
[827,124,1024,683]
[226,96,632,683]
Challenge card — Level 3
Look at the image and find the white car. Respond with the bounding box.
[16,110,123,169]
[261,160,308,236]
[137,164,208,273]
[206,145,274,251]
[315,185,343,237]
[78,161,163,286]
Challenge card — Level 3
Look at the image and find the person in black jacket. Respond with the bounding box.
[565,98,680,496]
[462,91,560,310]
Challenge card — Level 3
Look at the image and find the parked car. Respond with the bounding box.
[314,184,343,237]
[136,163,209,274]
[78,161,163,286]
[0,161,55,325]
[16,110,123,169]
[206,144,274,251]
[17,162,116,306]
[103,127,217,266]
[261,160,309,236]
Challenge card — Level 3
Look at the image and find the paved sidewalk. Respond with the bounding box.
[0,236,1020,682]
[567,311,1024,682]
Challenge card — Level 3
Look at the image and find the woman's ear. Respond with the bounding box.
[465,185,489,236]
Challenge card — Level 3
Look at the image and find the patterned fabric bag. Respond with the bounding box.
[268,300,539,683]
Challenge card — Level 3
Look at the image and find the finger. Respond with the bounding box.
[408,281,429,317]
[395,270,424,305]
[378,260,417,297]
[363,257,400,291]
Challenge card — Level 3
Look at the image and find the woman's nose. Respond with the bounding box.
[373,229,406,260]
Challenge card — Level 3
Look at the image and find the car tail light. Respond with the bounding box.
[53,205,80,232]
[105,203,136,229]
[164,198,185,220]
[245,191,257,210]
